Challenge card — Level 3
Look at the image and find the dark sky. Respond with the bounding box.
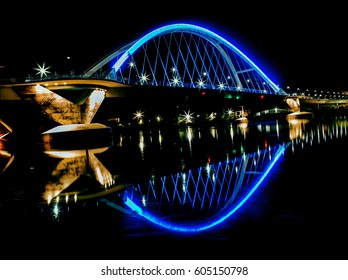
[1,2,347,92]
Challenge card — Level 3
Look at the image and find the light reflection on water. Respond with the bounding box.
[1,115,348,230]
[122,142,288,232]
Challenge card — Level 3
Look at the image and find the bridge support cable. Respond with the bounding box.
[83,23,286,96]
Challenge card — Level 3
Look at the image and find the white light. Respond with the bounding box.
[128,61,136,68]
[133,110,144,120]
[139,73,149,84]
[218,83,225,90]
[196,79,205,88]
[33,62,51,78]
[171,76,181,86]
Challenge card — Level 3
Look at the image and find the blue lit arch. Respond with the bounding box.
[118,143,289,233]
[84,23,286,95]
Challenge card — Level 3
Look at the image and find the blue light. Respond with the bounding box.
[124,142,290,233]
[111,23,282,93]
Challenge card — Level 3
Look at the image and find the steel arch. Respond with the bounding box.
[84,23,285,95]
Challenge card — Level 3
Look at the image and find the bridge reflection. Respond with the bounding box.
[2,115,348,232]
[120,143,288,232]
[0,118,13,174]
[42,147,117,203]
[287,116,348,153]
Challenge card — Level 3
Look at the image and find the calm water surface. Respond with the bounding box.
[1,104,348,260]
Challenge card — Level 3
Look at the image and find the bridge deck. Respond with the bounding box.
[0,78,130,100]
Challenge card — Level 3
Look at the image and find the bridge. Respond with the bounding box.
[1,23,346,126]
[0,23,292,125]
[1,22,348,232]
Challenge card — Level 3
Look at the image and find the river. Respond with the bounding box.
[1,100,348,260]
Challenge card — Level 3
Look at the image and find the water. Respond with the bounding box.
[1,100,348,260]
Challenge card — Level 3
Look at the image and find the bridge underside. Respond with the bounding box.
[0,79,130,125]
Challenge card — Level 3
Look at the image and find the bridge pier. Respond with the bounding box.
[31,85,106,125]
[0,79,129,126]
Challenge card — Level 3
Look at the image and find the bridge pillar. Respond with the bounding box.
[13,84,106,125]
[286,97,301,112]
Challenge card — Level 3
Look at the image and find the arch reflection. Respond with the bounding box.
[120,142,289,232]
[106,116,348,233]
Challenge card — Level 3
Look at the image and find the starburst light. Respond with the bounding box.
[179,110,194,124]
[171,76,181,87]
[139,73,149,84]
[196,79,205,89]
[34,62,51,78]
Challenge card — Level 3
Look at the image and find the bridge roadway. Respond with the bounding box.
[294,95,348,109]
[298,97,348,105]
[1,78,348,110]
[0,78,130,100]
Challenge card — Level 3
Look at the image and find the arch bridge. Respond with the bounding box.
[0,23,288,126]
[1,23,338,232]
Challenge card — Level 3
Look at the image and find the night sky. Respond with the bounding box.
[1,2,347,92]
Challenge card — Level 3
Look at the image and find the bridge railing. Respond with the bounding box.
[0,74,110,85]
